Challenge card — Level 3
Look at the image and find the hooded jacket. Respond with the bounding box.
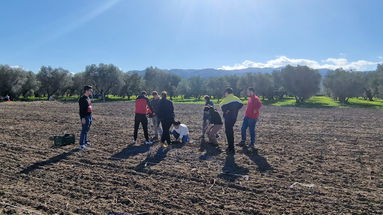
[220,94,243,122]
[157,98,175,121]
[135,95,152,115]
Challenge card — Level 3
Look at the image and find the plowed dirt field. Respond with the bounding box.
[1,101,382,214]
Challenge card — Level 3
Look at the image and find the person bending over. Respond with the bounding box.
[201,95,214,138]
[172,121,190,143]
[205,107,223,145]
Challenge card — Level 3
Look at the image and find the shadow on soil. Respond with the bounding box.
[241,145,273,173]
[218,145,273,182]
[134,143,185,171]
[20,148,79,174]
[218,153,249,182]
[111,144,153,160]
[199,139,222,160]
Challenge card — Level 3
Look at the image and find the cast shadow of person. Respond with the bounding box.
[241,145,273,173]
[20,148,79,174]
[199,139,222,160]
[134,142,185,172]
[111,144,153,160]
[218,153,249,182]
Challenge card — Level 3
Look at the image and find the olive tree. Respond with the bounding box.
[323,68,364,103]
[280,65,321,103]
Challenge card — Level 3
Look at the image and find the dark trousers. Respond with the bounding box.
[224,119,236,150]
[160,119,173,144]
[134,114,149,141]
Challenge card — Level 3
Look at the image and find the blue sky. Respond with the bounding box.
[1,0,382,72]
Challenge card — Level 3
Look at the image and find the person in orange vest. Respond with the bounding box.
[134,91,153,145]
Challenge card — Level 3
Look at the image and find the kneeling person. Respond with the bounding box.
[206,107,223,145]
[172,121,190,143]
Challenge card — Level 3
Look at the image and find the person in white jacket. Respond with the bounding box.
[171,121,190,143]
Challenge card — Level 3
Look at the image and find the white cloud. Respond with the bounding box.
[10,65,24,69]
[219,56,382,71]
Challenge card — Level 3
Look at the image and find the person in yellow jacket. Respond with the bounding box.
[220,88,243,154]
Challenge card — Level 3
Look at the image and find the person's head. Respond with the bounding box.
[161,91,167,99]
[173,121,181,129]
[152,91,159,99]
[247,87,255,97]
[83,85,93,96]
[224,87,233,97]
[141,91,147,96]
[204,95,210,101]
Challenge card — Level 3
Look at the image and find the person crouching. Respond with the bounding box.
[171,121,190,144]
[205,106,223,145]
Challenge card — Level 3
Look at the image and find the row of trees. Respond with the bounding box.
[1,64,383,103]
[324,65,383,103]
[177,65,321,103]
[0,64,181,102]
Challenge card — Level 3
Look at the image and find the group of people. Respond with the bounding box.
[132,90,185,147]
[78,85,262,154]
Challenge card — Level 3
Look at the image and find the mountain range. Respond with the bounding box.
[129,67,332,78]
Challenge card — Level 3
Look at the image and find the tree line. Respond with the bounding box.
[1,63,383,103]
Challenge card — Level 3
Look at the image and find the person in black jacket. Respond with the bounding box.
[220,87,243,154]
[78,85,93,150]
[149,91,162,141]
[201,95,214,138]
[205,107,223,145]
[157,91,175,147]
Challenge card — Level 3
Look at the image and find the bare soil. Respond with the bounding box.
[1,101,382,214]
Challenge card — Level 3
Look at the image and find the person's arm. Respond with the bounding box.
[170,101,175,119]
[79,98,86,117]
[221,103,228,115]
[150,100,156,116]
[146,98,153,114]
[205,124,213,136]
[254,98,262,115]
[79,98,88,123]
[173,127,180,141]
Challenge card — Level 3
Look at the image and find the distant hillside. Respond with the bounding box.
[129,67,333,78]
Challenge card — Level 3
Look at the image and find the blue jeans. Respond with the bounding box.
[80,115,92,145]
[241,116,258,145]
[172,130,190,143]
